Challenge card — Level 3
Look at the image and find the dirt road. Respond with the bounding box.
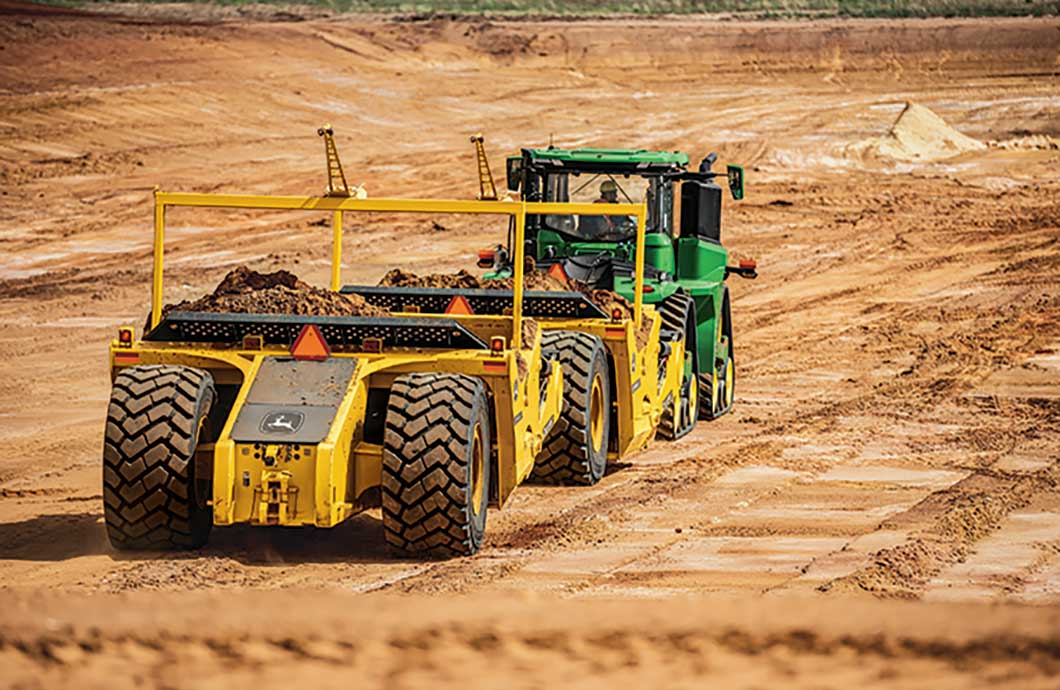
[0,2,1058,686]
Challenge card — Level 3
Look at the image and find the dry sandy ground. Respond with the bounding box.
[0,2,1059,687]
[4,593,1060,690]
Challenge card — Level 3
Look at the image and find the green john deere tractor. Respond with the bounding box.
[487,147,757,428]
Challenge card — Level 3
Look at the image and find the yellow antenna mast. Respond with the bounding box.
[470,133,498,201]
[318,123,353,198]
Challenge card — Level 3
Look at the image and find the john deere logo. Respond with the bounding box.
[260,411,304,435]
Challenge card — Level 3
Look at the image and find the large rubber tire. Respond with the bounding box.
[699,287,735,420]
[382,373,491,558]
[103,365,215,550]
[532,331,610,485]
[658,291,700,440]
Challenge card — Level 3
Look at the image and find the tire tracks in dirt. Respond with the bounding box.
[822,462,1060,598]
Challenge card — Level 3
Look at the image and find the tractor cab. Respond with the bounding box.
[495,147,747,301]
[493,145,755,427]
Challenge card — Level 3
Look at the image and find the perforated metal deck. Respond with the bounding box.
[145,312,488,349]
[339,286,608,319]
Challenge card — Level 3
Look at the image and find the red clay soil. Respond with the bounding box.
[377,266,573,292]
[378,268,492,290]
[162,266,389,319]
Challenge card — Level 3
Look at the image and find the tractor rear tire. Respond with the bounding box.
[103,365,215,550]
[382,373,491,558]
[533,331,610,485]
[658,291,699,440]
[699,287,735,420]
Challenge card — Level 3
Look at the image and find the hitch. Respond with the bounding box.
[255,468,298,525]
[725,259,758,280]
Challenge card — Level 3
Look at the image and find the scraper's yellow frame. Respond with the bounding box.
[150,189,649,345]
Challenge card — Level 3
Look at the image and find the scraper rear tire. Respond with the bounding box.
[382,373,491,558]
[103,365,215,550]
[532,331,610,486]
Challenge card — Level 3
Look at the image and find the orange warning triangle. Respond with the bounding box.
[291,324,331,361]
[547,262,569,282]
[444,295,474,316]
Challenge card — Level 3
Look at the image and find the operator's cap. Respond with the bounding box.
[600,180,618,193]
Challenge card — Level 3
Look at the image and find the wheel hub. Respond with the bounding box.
[589,375,605,452]
[470,425,485,516]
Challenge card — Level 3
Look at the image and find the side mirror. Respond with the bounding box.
[506,157,522,192]
[726,164,744,201]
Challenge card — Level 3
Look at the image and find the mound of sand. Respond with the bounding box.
[864,102,986,162]
[162,266,388,319]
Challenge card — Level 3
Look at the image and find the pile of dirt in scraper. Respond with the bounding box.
[377,266,573,293]
[377,267,630,313]
[161,266,389,318]
[377,268,495,290]
[377,267,649,347]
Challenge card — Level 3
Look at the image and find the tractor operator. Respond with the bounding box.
[596,179,619,205]
[581,180,626,238]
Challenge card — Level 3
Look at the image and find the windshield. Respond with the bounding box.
[541,173,651,242]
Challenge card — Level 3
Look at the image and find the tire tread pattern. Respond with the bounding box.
[103,365,214,550]
[532,331,607,485]
[699,286,735,420]
[382,373,486,558]
[659,291,697,440]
